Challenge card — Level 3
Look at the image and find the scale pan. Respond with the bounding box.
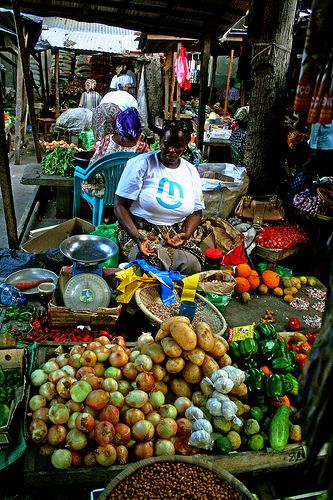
[60,235,118,266]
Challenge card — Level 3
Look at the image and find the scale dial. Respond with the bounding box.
[63,273,111,311]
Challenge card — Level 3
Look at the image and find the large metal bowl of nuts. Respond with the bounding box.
[98,456,254,500]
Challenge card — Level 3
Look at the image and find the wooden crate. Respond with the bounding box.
[254,243,303,264]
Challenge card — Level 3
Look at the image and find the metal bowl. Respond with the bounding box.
[5,268,58,296]
[59,234,119,266]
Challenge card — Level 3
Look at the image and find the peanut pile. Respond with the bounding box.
[109,463,244,499]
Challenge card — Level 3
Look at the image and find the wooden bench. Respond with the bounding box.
[20,164,73,218]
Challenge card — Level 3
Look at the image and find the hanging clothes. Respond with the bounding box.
[294,0,333,124]
[174,47,191,91]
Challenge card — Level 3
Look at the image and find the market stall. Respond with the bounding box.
[0,222,330,499]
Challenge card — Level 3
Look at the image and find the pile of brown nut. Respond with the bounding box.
[109,462,244,499]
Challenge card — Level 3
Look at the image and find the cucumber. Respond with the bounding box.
[269,405,290,452]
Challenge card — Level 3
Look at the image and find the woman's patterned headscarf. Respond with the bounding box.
[85,79,97,91]
[92,102,122,141]
[233,106,250,124]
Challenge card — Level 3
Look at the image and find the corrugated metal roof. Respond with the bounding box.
[1,0,249,41]
[35,17,140,53]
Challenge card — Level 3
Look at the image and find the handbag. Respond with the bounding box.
[234,195,285,225]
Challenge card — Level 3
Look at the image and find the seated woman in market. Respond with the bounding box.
[114,120,204,275]
[82,107,149,198]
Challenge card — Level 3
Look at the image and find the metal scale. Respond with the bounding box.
[59,235,119,311]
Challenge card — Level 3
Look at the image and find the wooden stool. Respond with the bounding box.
[37,118,56,140]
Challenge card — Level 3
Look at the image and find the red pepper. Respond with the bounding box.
[291,343,300,352]
[306,333,318,345]
[299,358,307,369]
[295,353,307,363]
[299,341,311,355]
[288,317,301,331]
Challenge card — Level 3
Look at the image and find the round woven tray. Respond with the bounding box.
[97,455,254,500]
[135,284,227,337]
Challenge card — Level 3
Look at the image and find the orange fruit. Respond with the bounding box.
[290,286,298,295]
[248,275,260,290]
[235,263,252,279]
[235,277,250,294]
[262,270,280,289]
[284,288,293,296]
[284,294,294,304]
[273,287,284,297]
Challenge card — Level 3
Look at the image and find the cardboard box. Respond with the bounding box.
[0,347,27,448]
[21,218,95,253]
[48,268,121,327]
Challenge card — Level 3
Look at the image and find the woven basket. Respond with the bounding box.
[97,456,254,500]
[135,284,227,337]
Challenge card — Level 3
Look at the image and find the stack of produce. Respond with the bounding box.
[255,224,308,250]
[232,263,318,305]
[26,316,309,470]
[0,366,22,426]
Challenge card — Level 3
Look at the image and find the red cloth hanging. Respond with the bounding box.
[174,47,191,91]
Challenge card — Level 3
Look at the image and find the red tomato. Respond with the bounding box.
[288,317,301,331]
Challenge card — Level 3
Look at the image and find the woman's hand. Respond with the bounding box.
[137,235,157,257]
[165,232,188,248]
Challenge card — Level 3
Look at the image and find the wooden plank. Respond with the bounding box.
[20,164,74,187]
[14,53,23,165]
[54,49,60,118]
[11,0,42,162]
[0,77,19,248]
[17,186,41,244]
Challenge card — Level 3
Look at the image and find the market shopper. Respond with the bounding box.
[110,64,135,92]
[79,79,101,110]
[308,119,333,177]
[114,120,204,274]
[82,107,149,198]
[230,106,249,166]
[92,91,138,143]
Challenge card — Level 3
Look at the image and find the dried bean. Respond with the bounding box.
[109,462,246,499]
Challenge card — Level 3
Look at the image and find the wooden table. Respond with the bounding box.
[203,138,231,161]
[20,164,73,218]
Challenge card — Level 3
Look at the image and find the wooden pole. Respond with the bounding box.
[44,50,50,113]
[14,53,23,165]
[0,77,19,249]
[54,49,60,118]
[224,49,234,116]
[175,42,182,120]
[11,0,42,162]
[208,55,217,105]
[37,51,46,115]
[197,33,211,151]
[169,50,177,119]
[164,50,173,119]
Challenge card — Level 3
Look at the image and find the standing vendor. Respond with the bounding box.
[114,120,204,275]
[110,65,135,93]
[79,79,102,110]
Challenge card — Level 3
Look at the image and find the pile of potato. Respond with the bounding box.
[152,316,232,399]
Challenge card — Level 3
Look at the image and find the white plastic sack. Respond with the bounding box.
[54,108,93,132]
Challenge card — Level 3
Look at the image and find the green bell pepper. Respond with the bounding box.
[265,373,286,399]
[281,374,299,396]
[229,341,240,358]
[259,339,279,360]
[239,338,258,357]
[255,323,278,340]
[271,356,293,373]
[246,368,265,392]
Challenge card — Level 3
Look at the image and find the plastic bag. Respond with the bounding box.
[213,377,234,394]
[188,430,213,450]
[206,398,222,416]
[192,419,213,434]
[0,248,69,278]
[185,406,204,421]
[54,108,93,133]
[91,224,119,268]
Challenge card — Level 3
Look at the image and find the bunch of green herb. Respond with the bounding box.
[41,146,76,176]
[78,130,95,150]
